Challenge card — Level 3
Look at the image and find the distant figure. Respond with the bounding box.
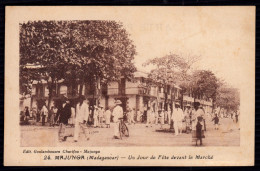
[212,113,219,130]
[32,108,37,122]
[105,107,111,128]
[235,112,239,123]
[24,106,30,125]
[159,109,165,129]
[69,104,76,127]
[98,105,104,128]
[41,104,48,126]
[53,106,58,125]
[93,106,99,128]
[49,106,55,127]
[128,108,135,125]
[184,104,192,133]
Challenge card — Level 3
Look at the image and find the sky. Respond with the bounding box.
[112,7,255,89]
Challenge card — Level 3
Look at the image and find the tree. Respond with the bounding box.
[216,84,240,112]
[62,21,137,104]
[189,70,219,109]
[20,20,137,109]
[20,21,68,109]
[143,52,198,110]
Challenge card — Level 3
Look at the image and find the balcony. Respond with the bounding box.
[107,88,119,95]
[125,87,139,95]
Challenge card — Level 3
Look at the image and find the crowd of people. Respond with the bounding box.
[20,97,240,145]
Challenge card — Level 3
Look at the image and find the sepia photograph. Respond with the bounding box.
[5,6,254,166]
[19,19,241,147]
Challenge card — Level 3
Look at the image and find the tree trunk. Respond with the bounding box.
[47,79,54,110]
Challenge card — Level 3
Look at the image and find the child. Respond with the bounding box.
[212,114,219,130]
[196,116,203,146]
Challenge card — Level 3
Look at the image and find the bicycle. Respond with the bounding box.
[118,118,129,139]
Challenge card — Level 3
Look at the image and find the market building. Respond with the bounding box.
[21,70,213,120]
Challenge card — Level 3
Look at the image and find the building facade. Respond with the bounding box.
[22,71,213,119]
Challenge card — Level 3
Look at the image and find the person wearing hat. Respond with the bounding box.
[58,96,72,142]
[184,104,192,133]
[41,104,48,126]
[172,102,184,136]
[73,95,90,142]
[112,100,123,139]
[104,107,112,128]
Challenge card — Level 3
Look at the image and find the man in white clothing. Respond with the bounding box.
[41,104,48,126]
[74,95,90,142]
[112,100,123,139]
[172,102,184,136]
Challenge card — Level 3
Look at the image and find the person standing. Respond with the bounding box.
[53,106,58,125]
[105,107,111,128]
[128,108,136,125]
[212,113,219,130]
[172,102,184,136]
[32,107,37,123]
[98,105,104,128]
[74,95,90,142]
[146,107,152,127]
[41,104,48,126]
[49,106,55,127]
[70,103,76,127]
[159,109,165,129]
[93,106,99,128]
[112,100,123,139]
[184,104,192,133]
[192,102,205,145]
[58,96,71,142]
[24,106,30,125]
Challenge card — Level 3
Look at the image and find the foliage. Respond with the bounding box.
[20,20,137,107]
[216,84,240,111]
[189,70,219,101]
[143,52,198,86]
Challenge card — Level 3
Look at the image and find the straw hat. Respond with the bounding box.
[115,100,122,105]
